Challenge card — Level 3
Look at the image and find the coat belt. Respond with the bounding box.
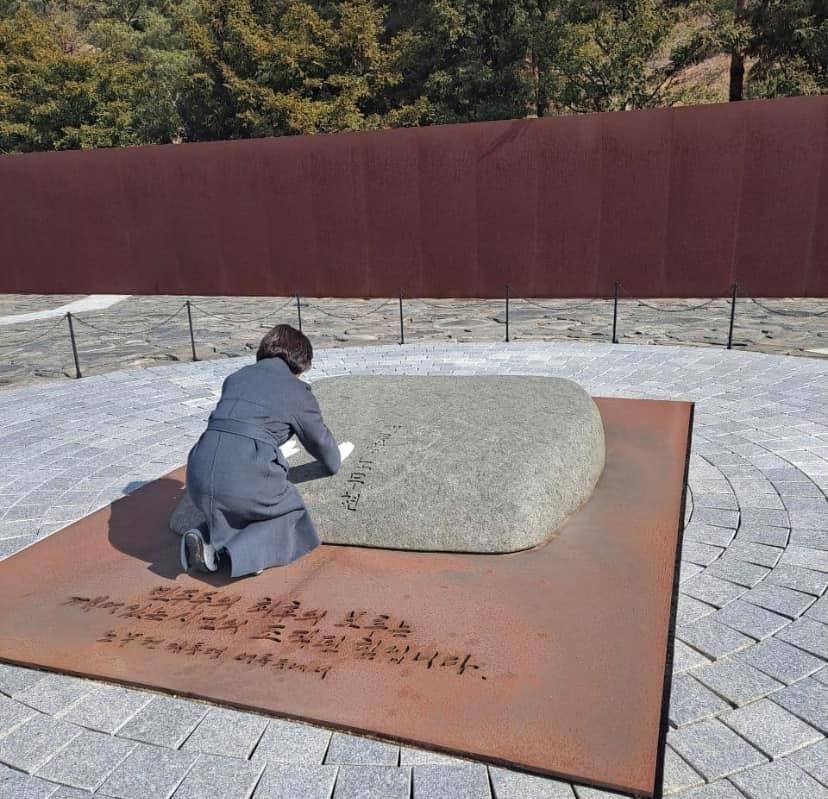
[205,418,280,449]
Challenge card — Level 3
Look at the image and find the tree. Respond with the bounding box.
[746,0,827,97]
[548,0,711,113]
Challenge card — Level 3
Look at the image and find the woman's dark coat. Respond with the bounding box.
[186,356,340,577]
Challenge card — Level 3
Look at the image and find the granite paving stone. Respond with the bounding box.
[677,595,719,626]
[694,658,784,706]
[669,674,730,727]
[680,575,748,608]
[725,542,783,568]
[736,637,826,684]
[729,759,828,799]
[332,765,410,799]
[672,640,712,674]
[787,510,828,531]
[489,766,575,798]
[252,764,338,799]
[48,788,94,799]
[790,529,828,550]
[0,695,36,737]
[780,546,828,573]
[739,527,790,548]
[170,753,265,799]
[684,524,737,548]
[720,699,823,758]
[741,584,816,619]
[691,509,740,529]
[180,707,268,759]
[677,617,755,659]
[739,510,789,528]
[251,719,332,765]
[763,564,828,596]
[704,557,770,588]
[682,541,726,567]
[680,562,705,583]
[668,719,768,781]
[662,746,705,794]
[712,600,790,639]
[814,666,828,686]
[805,594,828,623]
[675,784,746,799]
[0,665,45,698]
[0,714,80,774]
[775,618,828,659]
[0,763,59,799]
[572,787,627,798]
[114,695,208,749]
[324,733,399,766]
[97,743,199,799]
[770,678,828,732]
[34,729,135,791]
[790,739,828,787]
[412,764,491,798]
[11,675,94,716]
[56,685,151,733]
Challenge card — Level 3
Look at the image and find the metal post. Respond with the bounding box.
[612,281,619,344]
[399,292,405,345]
[296,294,302,332]
[66,312,81,379]
[727,283,738,350]
[505,284,510,343]
[186,300,198,361]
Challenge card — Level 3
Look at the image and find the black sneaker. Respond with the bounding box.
[180,529,218,573]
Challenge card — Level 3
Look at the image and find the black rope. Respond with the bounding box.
[415,297,502,311]
[71,303,188,337]
[0,316,66,358]
[634,297,719,313]
[302,299,394,320]
[189,298,295,324]
[748,297,828,318]
[516,296,605,313]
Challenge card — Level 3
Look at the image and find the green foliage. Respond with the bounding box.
[745,0,827,97]
[0,0,825,153]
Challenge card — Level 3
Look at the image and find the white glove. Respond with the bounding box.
[339,442,354,462]
[279,438,300,459]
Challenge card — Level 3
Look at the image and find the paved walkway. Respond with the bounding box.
[0,294,826,390]
[0,342,826,799]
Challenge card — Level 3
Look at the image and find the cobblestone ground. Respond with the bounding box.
[0,343,825,798]
[0,294,826,390]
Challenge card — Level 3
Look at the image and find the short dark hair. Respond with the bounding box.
[256,324,313,373]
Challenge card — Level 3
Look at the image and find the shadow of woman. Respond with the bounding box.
[107,472,231,586]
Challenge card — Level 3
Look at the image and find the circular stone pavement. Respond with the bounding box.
[0,342,826,799]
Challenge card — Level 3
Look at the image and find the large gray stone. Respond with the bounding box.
[174,376,605,553]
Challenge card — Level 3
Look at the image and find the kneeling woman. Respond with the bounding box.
[181,324,350,577]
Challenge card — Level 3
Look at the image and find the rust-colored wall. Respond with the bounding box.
[1,95,825,298]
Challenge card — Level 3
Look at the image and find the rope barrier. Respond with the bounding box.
[71,303,188,337]
[188,298,295,324]
[0,316,66,358]
[516,296,606,313]
[748,297,828,318]
[301,298,395,320]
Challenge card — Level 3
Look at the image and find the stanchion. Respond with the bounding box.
[505,284,510,343]
[727,283,738,350]
[66,312,82,378]
[186,300,198,361]
[399,293,405,345]
[612,281,619,344]
[296,295,302,332]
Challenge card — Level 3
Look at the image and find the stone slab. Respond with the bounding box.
[0,398,691,798]
[172,376,606,553]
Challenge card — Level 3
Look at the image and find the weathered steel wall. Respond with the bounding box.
[1,95,825,297]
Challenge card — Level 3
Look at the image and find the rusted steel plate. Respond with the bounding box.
[0,97,825,298]
[0,398,691,797]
